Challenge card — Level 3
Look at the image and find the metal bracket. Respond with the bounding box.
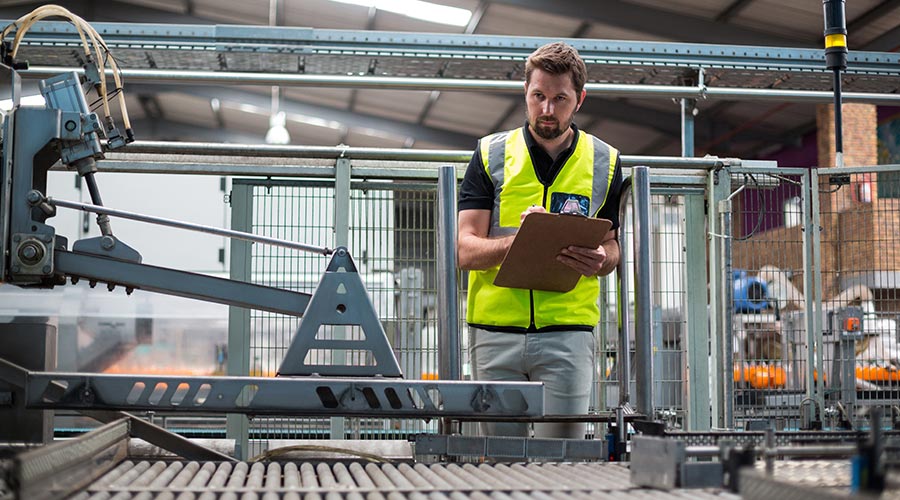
[9,233,54,278]
[414,434,605,462]
[277,247,403,377]
[0,358,235,462]
[630,435,725,489]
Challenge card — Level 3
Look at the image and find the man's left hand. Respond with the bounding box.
[558,245,606,277]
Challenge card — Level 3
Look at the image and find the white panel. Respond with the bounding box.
[285,122,344,146]
[47,171,229,273]
[730,1,823,41]
[625,0,723,19]
[584,23,673,42]
[718,102,815,131]
[344,129,407,148]
[118,0,186,13]
[193,0,269,24]
[423,91,510,136]
[353,89,432,123]
[156,92,216,127]
[284,0,372,29]
[412,139,465,150]
[496,104,525,132]
[843,1,900,48]
[772,103,816,130]
[285,0,479,30]
[282,87,354,110]
[476,3,583,37]
[591,121,667,155]
[220,105,269,136]
[373,11,465,33]
[625,98,682,114]
[122,93,146,121]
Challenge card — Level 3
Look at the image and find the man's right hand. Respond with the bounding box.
[520,205,546,224]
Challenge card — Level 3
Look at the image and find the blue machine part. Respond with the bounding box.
[733,270,769,313]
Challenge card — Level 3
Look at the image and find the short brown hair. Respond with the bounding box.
[525,42,587,94]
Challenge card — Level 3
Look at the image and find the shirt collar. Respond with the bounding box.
[523,122,580,158]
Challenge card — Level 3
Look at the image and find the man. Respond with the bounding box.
[457,41,623,439]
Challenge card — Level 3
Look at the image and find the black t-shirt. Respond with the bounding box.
[458,124,623,229]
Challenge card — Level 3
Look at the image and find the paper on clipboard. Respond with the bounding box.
[493,212,612,293]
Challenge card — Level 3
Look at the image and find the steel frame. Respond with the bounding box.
[8,20,899,75]
[21,367,544,419]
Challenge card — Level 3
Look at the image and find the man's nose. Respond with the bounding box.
[542,100,554,115]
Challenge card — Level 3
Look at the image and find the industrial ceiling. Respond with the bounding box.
[1,0,899,160]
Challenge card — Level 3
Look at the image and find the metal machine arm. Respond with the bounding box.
[53,248,312,316]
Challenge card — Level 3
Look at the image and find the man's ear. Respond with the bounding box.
[576,89,587,112]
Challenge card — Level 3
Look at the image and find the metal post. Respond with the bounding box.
[437,166,460,382]
[597,273,609,433]
[810,170,826,419]
[616,177,633,407]
[720,197,735,429]
[801,169,827,426]
[707,167,731,428]
[632,166,653,418]
[681,98,695,157]
[684,194,710,430]
[227,182,252,460]
[330,156,351,439]
[437,166,460,435]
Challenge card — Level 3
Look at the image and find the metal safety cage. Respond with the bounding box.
[596,167,710,433]
[809,164,900,430]
[228,174,449,453]
[719,164,900,432]
[224,158,721,454]
[710,165,821,430]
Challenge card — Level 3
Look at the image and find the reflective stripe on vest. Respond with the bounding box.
[467,127,617,330]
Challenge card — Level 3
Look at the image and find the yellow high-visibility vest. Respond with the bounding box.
[466,127,617,330]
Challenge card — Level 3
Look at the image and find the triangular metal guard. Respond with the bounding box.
[277,247,403,377]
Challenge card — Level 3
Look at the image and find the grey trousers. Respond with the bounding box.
[469,326,595,439]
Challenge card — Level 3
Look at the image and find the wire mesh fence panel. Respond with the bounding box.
[239,179,441,451]
[652,194,689,427]
[596,192,690,430]
[729,170,807,430]
[248,181,335,446]
[816,167,900,429]
[365,183,440,438]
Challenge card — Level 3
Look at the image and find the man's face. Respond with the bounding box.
[525,68,585,141]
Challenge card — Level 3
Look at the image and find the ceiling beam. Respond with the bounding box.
[128,117,266,143]
[488,0,808,46]
[862,24,900,52]
[570,21,593,39]
[715,0,756,22]
[752,1,900,159]
[412,0,489,128]
[849,0,900,33]
[130,84,479,149]
[702,0,900,160]
[578,98,782,144]
[465,0,489,34]
[137,94,164,120]
[0,0,214,24]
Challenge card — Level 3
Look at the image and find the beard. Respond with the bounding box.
[528,112,573,140]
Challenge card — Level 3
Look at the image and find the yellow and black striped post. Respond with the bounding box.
[823,0,848,167]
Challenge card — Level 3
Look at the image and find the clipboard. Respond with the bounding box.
[493,212,612,293]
